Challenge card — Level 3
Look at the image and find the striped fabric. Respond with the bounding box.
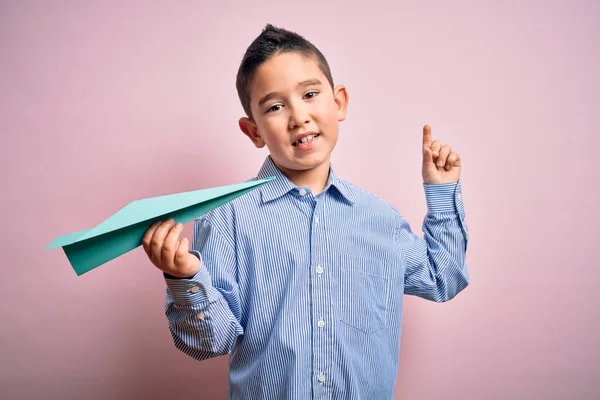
[164,156,469,399]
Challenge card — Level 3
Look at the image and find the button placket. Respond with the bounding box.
[310,196,330,393]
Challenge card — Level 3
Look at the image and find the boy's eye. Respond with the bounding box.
[267,104,283,113]
[304,91,319,99]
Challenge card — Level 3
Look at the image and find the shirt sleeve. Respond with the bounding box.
[163,213,243,360]
[399,180,470,302]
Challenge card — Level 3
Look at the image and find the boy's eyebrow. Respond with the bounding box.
[257,79,323,106]
[298,79,322,87]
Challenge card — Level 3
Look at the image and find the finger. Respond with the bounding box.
[422,125,433,147]
[431,140,442,159]
[150,219,174,262]
[174,237,190,268]
[445,152,460,170]
[161,221,183,267]
[437,145,452,167]
[142,220,161,257]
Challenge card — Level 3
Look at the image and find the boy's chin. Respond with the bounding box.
[277,157,331,172]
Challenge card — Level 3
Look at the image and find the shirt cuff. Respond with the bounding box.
[423,179,464,214]
[164,250,217,305]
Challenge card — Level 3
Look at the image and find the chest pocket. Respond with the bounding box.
[338,255,389,334]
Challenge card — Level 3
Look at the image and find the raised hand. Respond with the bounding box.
[421,125,461,184]
[142,219,200,278]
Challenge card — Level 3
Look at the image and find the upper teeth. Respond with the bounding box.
[299,135,315,144]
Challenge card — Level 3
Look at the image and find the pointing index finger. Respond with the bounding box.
[423,124,432,147]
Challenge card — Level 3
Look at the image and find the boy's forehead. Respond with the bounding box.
[250,52,325,99]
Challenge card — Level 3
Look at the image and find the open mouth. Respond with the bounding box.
[292,134,320,147]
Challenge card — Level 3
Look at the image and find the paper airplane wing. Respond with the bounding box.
[47,177,274,276]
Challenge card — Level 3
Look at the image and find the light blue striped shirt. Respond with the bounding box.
[164,156,469,399]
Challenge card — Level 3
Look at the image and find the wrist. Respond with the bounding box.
[423,178,459,185]
[163,271,197,280]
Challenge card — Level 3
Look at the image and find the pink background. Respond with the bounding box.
[2,1,599,398]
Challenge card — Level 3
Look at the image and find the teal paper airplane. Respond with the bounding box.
[47,177,275,276]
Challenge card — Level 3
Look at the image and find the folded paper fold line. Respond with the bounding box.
[47,177,275,276]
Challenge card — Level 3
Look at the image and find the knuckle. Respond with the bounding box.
[150,239,161,251]
[162,243,173,254]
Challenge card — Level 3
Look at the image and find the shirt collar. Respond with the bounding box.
[256,156,355,205]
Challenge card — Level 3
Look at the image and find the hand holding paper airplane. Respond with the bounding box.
[142,219,200,278]
[47,177,274,275]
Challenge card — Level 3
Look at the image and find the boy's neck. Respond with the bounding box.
[276,160,331,196]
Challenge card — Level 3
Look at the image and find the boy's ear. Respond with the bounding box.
[333,84,349,122]
[239,117,265,148]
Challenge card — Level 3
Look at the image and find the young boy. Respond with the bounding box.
[142,24,469,399]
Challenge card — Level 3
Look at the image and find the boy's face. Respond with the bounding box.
[239,52,348,176]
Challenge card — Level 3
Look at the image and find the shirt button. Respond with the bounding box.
[299,188,307,196]
[316,265,323,274]
[187,286,200,293]
[317,373,325,383]
[318,320,325,328]
[314,216,319,225]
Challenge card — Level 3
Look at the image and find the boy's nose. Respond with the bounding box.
[288,105,311,129]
